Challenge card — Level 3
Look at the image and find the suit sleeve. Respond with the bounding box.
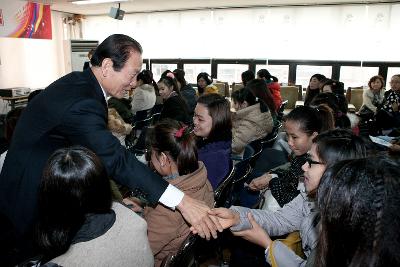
[59,99,168,204]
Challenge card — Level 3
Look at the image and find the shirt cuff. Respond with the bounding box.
[158,184,184,210]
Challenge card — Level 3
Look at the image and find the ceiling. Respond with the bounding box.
[32,0,399,15]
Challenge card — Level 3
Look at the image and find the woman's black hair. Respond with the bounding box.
[241,70,255,86]
[256,69,278,82]
[316,156,400,267]
[310,92,350,129]
[197,72,213,95]
[36,146,111,259]
[306,128,367,198]
[158,75,180,95]
[147,119,198,175]
[246,79,276,114]
[284,105,335,135]
[231,87,256,107]
[137,69,157,90]
[196,93,232,143]
[320,79,345,95]
[304,73,326,106]
[90,34,142,71]
[173,69,187,89]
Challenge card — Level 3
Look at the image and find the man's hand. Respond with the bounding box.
[248,173,272,191]
[177,195,223,240]
[207,208,240,229]
[232,213,272,249]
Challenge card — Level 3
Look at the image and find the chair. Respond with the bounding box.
[160,234,199,267]
[248,139,263,168]
[280,86,299,111]
[231,82,244,95]
[133,108,152,123]
[346,87,364,112]
[151,103,164,115]
[277,100,288,122]
[214,81,230,97]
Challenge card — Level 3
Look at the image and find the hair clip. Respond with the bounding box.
[166,72,175,79]
[175,126,188,138]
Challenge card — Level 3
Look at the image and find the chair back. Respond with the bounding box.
[346,87,364,111]
[214,81,230,97]
[248,139,263,168]
[280,86,299,110]
[277,100,288,122]
[151,112,162,124]
[134,108,152,122]
[151,104,164,115]
[160,233,199,267]
[231,82,244,95]
[214,166,235,208]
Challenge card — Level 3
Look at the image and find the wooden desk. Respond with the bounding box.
[0,95,29,110]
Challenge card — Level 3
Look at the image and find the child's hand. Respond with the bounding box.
[232,213,272,249]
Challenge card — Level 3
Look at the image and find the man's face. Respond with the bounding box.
[103,50,142,98]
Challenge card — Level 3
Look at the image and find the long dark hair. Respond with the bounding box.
[284,105,335,135]
[137,69,157,90]
[173,69,188,89]
[307,128,367,198]
[246,79,276,114]
[90,34,142,71]
[158,75,180,95]
[316,156,400,267]
[304,73,326,106]
[197,72,213,95]
[196,93,232,143]
[147,119,198,175]
[257,68,278,83]
[36,146,112,259]
[241,70,255,86]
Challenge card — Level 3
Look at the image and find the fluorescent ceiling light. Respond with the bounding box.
[72,0,128,5]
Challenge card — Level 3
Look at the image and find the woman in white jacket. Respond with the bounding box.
[208,129,366,267]
[131,69,157,115]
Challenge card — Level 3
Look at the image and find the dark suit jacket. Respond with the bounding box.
[0,69,168,237]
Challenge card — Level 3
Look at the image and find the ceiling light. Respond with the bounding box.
[71,0,128,5]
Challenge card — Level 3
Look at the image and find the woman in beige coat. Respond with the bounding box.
[144,119,214,266]
[231,86,273,157]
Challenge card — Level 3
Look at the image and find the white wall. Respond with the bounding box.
[0,11,68,90]
[82,3,400,61]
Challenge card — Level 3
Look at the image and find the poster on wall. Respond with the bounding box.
[0,1,52,39]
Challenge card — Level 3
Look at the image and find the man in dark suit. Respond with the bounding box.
[0,34,220,264]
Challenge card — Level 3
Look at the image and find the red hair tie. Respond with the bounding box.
[175,126,188,138]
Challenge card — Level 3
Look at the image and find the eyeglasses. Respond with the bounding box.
[305,157,324,168]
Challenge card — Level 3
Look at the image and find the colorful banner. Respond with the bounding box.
[0,1,52,39]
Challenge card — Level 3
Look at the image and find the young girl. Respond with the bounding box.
[231,84,273,156]
[248,105,335,207]
[144,119,214,267]
[304,73,326,106]
[193,93,232,189]
[36,146,153,266]
[316,156,400,267]
[209,129,367,267]
[157,74,191,124]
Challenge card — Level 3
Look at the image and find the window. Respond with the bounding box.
[183,64,211,84]
[340,66,379,88]
[151,63,177,82]
[296,65,332,89]
[217,64,249,84]
[387,67,400,89]
[256,65,289,84]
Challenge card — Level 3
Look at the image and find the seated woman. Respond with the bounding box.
[144,119,214,266]
[173,68,197,116]
[131,69,157,116]
[197,72,218,96]
[359,75,385,119]
[193,93,232,189]
[257,69,282,112]
[316,155,400,267]
[36,146,153,266]
[304,74,326,106]
[320,79,345,95]
[241,70,255,87]
[377,74,400,130]
[209,129,367,267]
[248,105,335,207]
[158,74,191,124]
[231,85,273,157]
